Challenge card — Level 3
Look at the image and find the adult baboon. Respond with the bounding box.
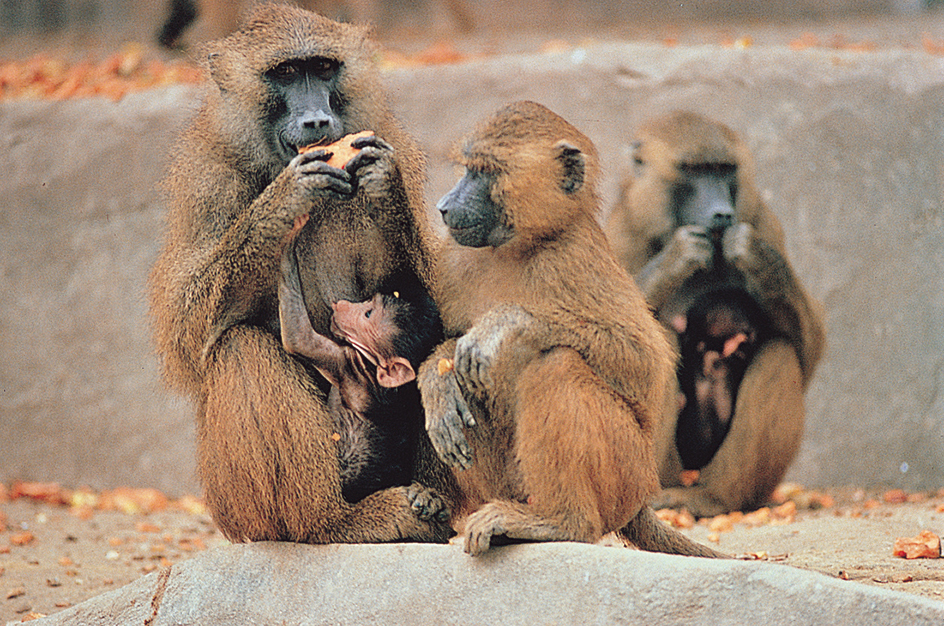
[149,3,450,544]
[605,111,826,517]
[419,101,722,557]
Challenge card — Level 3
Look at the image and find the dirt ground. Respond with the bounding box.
[1,487,942,623]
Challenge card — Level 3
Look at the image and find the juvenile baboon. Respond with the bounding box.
[674,288,771,471]
[605,111,826,517]
[148,3,450,544]
[279,232,444,504]
[419,101,722,557]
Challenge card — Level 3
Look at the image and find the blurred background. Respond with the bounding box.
[1,0,942,58]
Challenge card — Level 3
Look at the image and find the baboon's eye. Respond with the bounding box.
[311,58,337,77]
[269,62,298,80]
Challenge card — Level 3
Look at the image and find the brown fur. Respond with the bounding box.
[418,101,722,557]
[604,111,826,517]
[148,3,450,543]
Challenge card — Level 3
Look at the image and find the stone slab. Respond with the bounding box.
[21,542,944,626]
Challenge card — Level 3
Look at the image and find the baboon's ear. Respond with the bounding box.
[555,141,585,195]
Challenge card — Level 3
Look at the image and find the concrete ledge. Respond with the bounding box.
[24,542,944,626]
[1,43,942,494]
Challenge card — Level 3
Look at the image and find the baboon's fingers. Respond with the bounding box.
[296,160,354,196]
[350,134,394,152]
[406,483,451,522]
[426,398,474,470]
[453,334,494,396]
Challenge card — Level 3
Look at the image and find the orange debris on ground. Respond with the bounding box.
[0,44,202,102]
[1,481,205,518]
[893,530,941,560]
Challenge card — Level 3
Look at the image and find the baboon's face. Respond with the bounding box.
[264,56,346,164]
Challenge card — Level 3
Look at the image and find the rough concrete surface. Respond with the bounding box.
[2,39,943,495]
[18,540,944,626]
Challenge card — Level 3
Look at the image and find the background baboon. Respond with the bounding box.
[279,231,444,503]
[605,110,826,518]
[149,3,450,544]
[419,101,721,557]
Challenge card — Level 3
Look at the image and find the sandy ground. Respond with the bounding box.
[1,487,942,623]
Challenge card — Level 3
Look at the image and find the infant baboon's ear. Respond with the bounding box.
[376,357,416,388]
[555,141,585,195]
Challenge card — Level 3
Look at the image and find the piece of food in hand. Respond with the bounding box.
[298,130,375,168]
[893,530,941,559]
[437,358,455,376]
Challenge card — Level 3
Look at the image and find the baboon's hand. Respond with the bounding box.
[345,135,398,201]
[406,482,451,523]
[422,371,475,470]
[462,503,506,556]
[454,305,530,398]
[454,326,502,398]
[290,148,354,197]
[720,222,755,271]
[663,225,714,278]
[635,225,714,304]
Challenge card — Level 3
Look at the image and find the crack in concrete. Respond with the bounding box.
[144,566,173,626]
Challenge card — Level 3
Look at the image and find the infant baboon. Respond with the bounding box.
[279,236,444,504]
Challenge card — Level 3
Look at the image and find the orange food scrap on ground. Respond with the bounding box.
[883,488,908,504]
[893,530,941,559]
[99,487,169,514]
[0,47,202,102]
[923,36,944,55]
[772,500,797,522]
[299,130,374,168]
[414,40,467,65]
[10,531,35,546]
[9,481,67,504]
[655,508,695,529]
[135,521,161,534]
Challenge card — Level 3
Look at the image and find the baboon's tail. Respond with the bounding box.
[619,506,728,558]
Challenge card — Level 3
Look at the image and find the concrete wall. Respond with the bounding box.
[1,43,942,496]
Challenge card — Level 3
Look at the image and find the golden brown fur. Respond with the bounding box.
[418,101,721,557]
[149,3,450,544]
[605,111,826,517]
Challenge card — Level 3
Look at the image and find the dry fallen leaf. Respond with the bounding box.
[10,531,35,546]
[883,488,908,504]
[893,530,941,559]
[655,508,695,529]
[135,521,161,534]
[6,586,26,600]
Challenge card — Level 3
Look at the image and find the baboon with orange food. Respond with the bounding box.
[418,101,722,557]
[149,3,452,544]
[605,111,826,518]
